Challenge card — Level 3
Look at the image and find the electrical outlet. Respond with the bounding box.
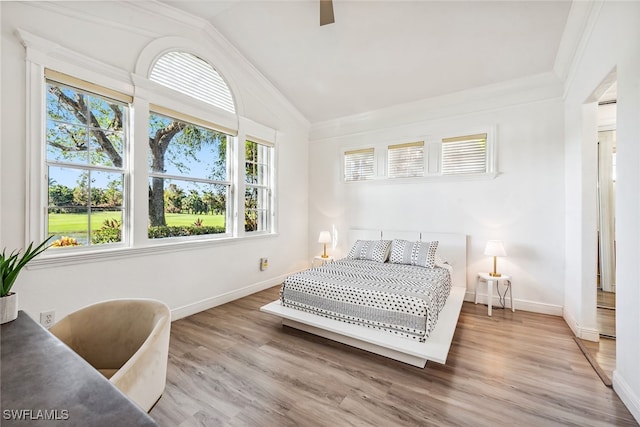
[260,258,269,271]
[40,310,55,328]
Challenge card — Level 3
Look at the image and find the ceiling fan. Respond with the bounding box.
[320,0,335,26]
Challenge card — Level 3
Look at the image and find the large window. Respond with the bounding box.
[148,111,231,239]
[245,140,273,232]
[45,77,129,249]
[27,36,278,258]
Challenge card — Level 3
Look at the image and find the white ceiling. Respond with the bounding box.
[163,0,572,123]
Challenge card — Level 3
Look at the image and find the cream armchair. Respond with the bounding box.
[49,299,171,412]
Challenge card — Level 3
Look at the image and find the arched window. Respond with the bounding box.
[147,52,237,240]
[150,51,235,114]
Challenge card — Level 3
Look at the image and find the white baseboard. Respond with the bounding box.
[613,370,640,424]
[562,308,600,342]
[170,273,289,321]
[465,291,563,316]
[578,327,600,342]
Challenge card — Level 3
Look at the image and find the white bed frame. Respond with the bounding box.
[260,230,467,368]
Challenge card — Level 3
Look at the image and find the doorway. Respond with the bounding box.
[596,83,616,339]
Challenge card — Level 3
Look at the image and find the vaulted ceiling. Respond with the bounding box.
[163,1,572,123]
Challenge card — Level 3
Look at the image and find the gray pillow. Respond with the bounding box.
[389,239,439,268]
[347,240,392,263]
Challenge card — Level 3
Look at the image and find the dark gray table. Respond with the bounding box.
[1,311,159,426]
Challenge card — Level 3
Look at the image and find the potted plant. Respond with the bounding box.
[0,237,52,324]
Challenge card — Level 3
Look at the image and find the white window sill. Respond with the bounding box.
[345,171,499,185]
[27,232,279,270]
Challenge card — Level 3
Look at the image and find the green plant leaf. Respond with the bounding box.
[0,236,53,297]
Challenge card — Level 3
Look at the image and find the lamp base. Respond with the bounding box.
[489,272,502,277]
[321,243,329,259]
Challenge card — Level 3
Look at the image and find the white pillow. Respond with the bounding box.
[389,239,439,268]
[347,240,392,263]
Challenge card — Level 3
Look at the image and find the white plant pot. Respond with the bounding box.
[0,293,18,324]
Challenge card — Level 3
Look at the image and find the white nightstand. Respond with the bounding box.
[312,255,334,267]
[475,272,513,316]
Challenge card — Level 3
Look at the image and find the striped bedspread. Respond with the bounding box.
[280,259,452,342]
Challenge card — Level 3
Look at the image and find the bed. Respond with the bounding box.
[260,230,467,367]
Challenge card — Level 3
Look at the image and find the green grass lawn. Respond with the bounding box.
[164,213,225,227]
[48,212,225,234]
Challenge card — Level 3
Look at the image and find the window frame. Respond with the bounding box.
[44,75,132,250]
[244,139,275,235]
[23,33,139,260]
[150,51,236,114]
[343,148,376,182]
[341,126,497,184]
[146,108,234,242]
[387,141,425,179]
[440,133,490,176]
[22,30,278,266]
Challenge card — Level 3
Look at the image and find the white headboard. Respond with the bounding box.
[348,229,467,288]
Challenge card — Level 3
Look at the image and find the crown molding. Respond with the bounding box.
[553,0,605,98]
[22,1,161,39]
[16,28,134,95]
[309,72,563,142]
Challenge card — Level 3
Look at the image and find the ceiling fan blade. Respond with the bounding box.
[320,0,335,26]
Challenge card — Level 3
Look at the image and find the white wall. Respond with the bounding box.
[2,1,638,422]
[308,82,566,315]
[562,1,640,422]
[0,2,309,320]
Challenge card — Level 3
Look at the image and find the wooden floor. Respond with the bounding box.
[598,289,616,309]
[597,289,616,338]
[580,337,617,383]
[150,286,637,427]
[598,306,616,338]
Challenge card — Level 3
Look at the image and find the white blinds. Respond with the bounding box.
[45,69,132,103]
[344,148,375,181]
[150,104,236,136]
[441,133,487,175]
[387,142,424,178]
[150,51,236,114]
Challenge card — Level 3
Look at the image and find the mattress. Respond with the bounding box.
[280,258,452,342]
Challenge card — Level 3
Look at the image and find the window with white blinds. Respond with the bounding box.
[441,133,487,175]
[344,148,375,182]
[387,141,424,178]
[150,51,236,114]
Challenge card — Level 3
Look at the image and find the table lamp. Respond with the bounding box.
[484,240,506,277]
[318,231,332,258]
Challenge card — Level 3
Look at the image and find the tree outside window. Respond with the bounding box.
[147,112,231,239]
[245,140,272,232]
[46,81,127,248]
[46,80,233,247]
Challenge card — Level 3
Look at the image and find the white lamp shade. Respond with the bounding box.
[318,231,332,244]
[484,240,506,257]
